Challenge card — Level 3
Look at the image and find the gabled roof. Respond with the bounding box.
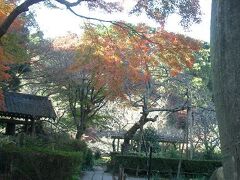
[99,130,186,143]
[0,92,56,119]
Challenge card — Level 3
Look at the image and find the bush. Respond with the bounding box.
[53,138,88,152]
[95,156,111,166]
[135,127,161,153]
[110,153,222,178]
[94,150,101,160]
[17,133,88,153]
[193,150,222,160]
[0,135,16,148]
[0,146,83,180]
[0,134,94,178]
[82,148,94,170]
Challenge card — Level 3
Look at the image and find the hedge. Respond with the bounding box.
[110,153,222,177]
[0,146,83,180]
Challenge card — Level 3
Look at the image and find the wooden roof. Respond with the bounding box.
[97,130,186,143]
[111,134,186,143]
[0,92,56,119]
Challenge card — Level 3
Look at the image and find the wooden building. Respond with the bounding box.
[111,132,186,152]
[0,92,56,135]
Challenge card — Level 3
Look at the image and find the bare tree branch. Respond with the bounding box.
[55,0,85,7]
[146,105,188,113]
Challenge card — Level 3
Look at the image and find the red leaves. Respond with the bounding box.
[152,30,200,76]
[63,23,201,100]
[0,0,25,105]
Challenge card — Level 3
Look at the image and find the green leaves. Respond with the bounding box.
[1,33,29,63]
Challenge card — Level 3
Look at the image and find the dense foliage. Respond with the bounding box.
[0,146,83,180]
[110,153,222,178]
[0,134,93,179]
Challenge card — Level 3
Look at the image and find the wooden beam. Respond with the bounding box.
[24,118,29,133]
[0,118,27,125]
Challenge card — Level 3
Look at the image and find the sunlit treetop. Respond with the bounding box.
[52,33,81,50]
[0,0,201,38]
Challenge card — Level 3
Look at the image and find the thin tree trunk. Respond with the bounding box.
[188,107,193,160]
[176,142,185,179]
[211,1,240,179]
[75,121,86,139]
[76,127,84,139]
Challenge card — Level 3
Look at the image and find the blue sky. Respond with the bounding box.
[32,0,211,42]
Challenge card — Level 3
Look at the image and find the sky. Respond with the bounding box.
[32,0,211,42]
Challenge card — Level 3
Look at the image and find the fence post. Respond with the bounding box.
[148,146,153,180]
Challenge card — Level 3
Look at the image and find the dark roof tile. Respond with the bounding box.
[0,92,56,119]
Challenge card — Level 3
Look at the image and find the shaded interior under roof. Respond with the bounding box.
[0,92,56,119]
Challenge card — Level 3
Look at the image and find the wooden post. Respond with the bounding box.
[147,146,153,180]
[117,138,120,151]
[24,118,28,133]
[5,123,15,135]
[112,138,116,152]
[118,164,126,180]
[136,165,139,177]
[138,125,143,153]
[30,118,35,135]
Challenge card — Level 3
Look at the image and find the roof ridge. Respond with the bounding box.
[4,92,48,100]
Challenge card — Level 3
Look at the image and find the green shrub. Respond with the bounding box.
[110,153,222,178]
[82,148,94,170]
[17,133,88,153]
[135,127,161,153]
[94,150,101,160]
[0,134,93,179]
[193,150,222,160]
[53,138,88,152]
[163,148,181,158]
[0,146,83,180]
[0,135,16,148]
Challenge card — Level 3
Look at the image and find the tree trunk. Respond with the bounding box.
[211,1,240,179]
[75,114,87,139]
[75,124,86,139]
[187,107,193,159]
[121,114,158,153]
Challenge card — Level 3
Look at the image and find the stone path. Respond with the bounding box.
[81,166,147,180]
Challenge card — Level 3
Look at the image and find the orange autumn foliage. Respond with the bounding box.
[0,0,24,63]
[0,0,24,106]
[54,24,200,101]
[67,24,200,99]
[0,0,23,32]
